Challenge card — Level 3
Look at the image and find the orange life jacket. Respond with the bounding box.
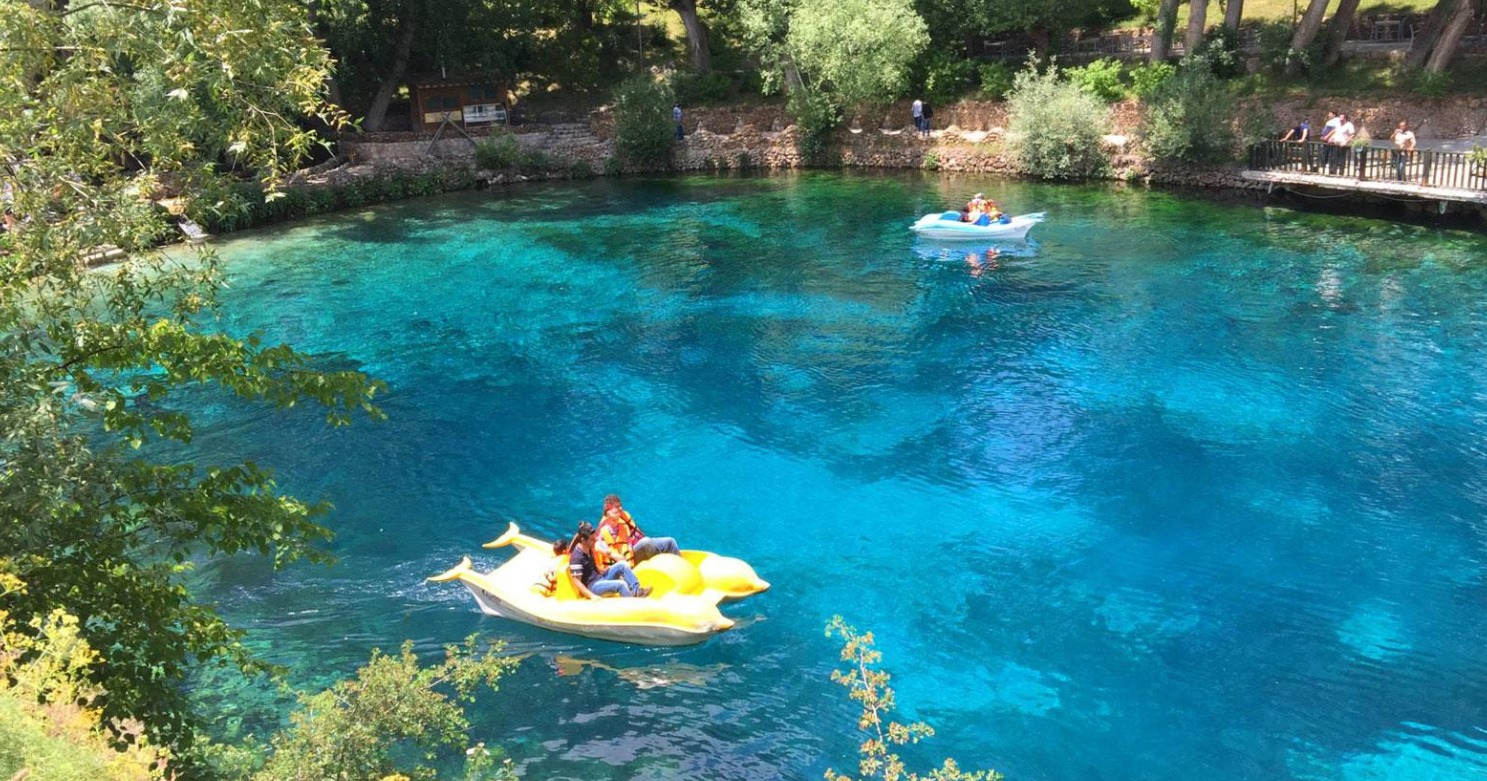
[597,511,641,567]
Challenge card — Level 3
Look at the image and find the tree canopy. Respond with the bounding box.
[0,0,381,759]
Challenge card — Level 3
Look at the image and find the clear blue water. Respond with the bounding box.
[191,172,1487,781]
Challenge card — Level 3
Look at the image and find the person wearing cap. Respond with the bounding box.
[597,494,679,566]
[569,521,650,599]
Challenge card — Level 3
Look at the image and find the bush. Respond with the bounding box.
[1413,69,1452,97]
[922,149,940,171]
[921,51,977,106]
[1256,21,1293,73]
[474,134,524,170]
[612,76,675,168]
[1127,61,1177,99]
[1067,58,1125,103]
[977,62,1016,100]
[568,160,594,179]
[1142,61,1238,164]
[788,88,841,163]
[1193,26,1245,79]
[671,70,734,105]
[1006,61,1110,179]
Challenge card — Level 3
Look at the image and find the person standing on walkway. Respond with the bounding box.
[1329,113,1356,175]
[921,102,933,138]
[1390,120,1416,182]
[911,98,924,134]
[1316,111,1340,172]
[673,103,685,140]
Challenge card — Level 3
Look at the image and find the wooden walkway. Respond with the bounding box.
[1245,140,1487,206]
[1240,169,1487,205]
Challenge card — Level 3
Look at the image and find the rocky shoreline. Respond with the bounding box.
[299,96,1485,229]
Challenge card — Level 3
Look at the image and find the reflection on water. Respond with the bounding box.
[195,172,1487,781]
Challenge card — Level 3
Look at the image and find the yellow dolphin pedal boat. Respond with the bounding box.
[428,523,769,646]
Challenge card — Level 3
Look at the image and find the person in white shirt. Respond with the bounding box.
[911,98,924,133]
[1328,113,1356,174]
[1390,120,1417,181]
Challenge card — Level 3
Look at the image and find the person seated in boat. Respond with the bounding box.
[958,206,974,223]
[569,522,651,599]
[597,494,679,566]
[535,538,571,596]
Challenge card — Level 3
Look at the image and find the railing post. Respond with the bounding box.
[1357,147,1368,180]
[1421,150,1433,187]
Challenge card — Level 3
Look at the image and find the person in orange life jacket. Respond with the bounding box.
[536,538,570,595]
[596,494,679,565]
[569,522,650,598]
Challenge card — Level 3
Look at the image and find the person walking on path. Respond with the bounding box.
[911,98,923,134]
[673,103,685,140]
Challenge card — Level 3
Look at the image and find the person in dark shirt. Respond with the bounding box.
[568,522,650,599]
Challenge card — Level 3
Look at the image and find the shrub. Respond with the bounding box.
[735,150,753,169]
[1127,61,1177,99]
[788,88,841,164]
[921,51,977,105]
[1067,58,1125,103]
[1193,26,1245,79]
[977,62,1016,100]
[612,76,675,168]
[602,155,623,176]
[568,160,594,179]
[1413,69,1452,97]
[474,133,524,170]
[671,70,734,105]
[923,149,941,171]
[1256,21,1294,73]
[1142,61,1238,164]
[1006,61,1110,179]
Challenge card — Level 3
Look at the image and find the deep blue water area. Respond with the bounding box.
[192,172,1487,781]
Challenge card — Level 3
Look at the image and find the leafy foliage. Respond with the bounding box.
[1126,61,1177,99]
[1006,61,1111,179]
[0,0,383,761]
[1066,58,1126,103]
[0,574,168,781]
[255,637,519,781]
[1412,69,1452,96]
[976,62,1017,100]
[1142,58,1240,164]
[1193,26,1246,79]
[737,0,928,138]
[789,88,842,163]
[671,70,737,105]
[474,133,552,172]
[612,76,676,168]
[919,52,977,106]
[824,617,999,781]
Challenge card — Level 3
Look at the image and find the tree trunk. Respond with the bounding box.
[1224,0,1244,31]
[1285,0,1332,74]
[1186,0,1210,56]
[363,16,417,133]
[1404,0,1456,69]
[576,0,593,30]
[667,0,712,73]
[1150,0,1181,61]
[1320,0,1363,67]
[1424,0,1475,72]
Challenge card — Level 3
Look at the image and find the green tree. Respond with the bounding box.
[736,0,928,106]
[1005,61,1111,179]
[612,76,677,167]
[824,617,998,781]
[0,573,168,781]
[0,0,382,760]
[255,638,519,781]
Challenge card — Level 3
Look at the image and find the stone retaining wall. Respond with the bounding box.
[323,94,1483,214]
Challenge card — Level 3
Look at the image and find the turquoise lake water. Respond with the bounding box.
[193,172,1487,781]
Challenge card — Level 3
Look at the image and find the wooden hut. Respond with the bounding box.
[409,75,510,132]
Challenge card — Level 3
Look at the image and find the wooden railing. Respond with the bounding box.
[1247,140,1487,191]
